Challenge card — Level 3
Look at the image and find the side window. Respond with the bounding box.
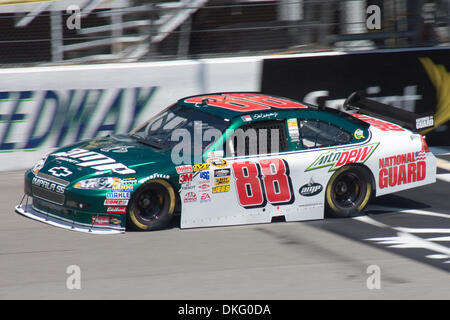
[229,120,288,156]
[299,119,351,149]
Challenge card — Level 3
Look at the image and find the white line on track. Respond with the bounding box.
[354,207,450,264]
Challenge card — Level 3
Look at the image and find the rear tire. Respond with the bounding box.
[325,166,372,218]
[127,179,176,231]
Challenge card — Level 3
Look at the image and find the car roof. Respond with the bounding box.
[178,92,314,120]
[177,92,369,129]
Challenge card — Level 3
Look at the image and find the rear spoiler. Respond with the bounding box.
[343,92,434,131]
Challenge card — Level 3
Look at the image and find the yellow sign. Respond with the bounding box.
[419,57,450,133]
[212,185,230,193]
[193,163,209,172]
[207,158,228,168]
[214,177,230,186]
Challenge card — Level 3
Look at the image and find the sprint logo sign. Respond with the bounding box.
[306,143,379,172]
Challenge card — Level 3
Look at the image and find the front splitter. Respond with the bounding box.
[15,203,125,235]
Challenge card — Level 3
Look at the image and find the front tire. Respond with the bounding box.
[127,179,176,231]
[325,166,373,218]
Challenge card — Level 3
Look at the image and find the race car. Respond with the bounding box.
[15,92,436,234]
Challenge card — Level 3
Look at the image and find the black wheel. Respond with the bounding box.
[325,166,373,218]
[127,179,176,231]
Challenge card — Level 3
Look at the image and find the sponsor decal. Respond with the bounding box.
[353,128,365,140]
[199,171,210,182]
[415,115,434,130]
[110,217,122,226]
[207,158,228,168]
[176,165,193,174]
[121,178,138,185]
[197,183,210,190]
[212,185,230,193]
[253,112,278,120]
[179,173,193,184]
[299,179,323,197]
[142,173,170,183]
[193,163,210,172]
[306,143,379,172]
[200,192,212,203]
[215,176,231,186]
[104,199,129,206]
[52,148,135,174]
[214,168,231,177]
[92,216,110,226]
[106,206,127,214]
[32,177,65,194]
[111,184,134,192]
[241,115,252,122]
[48,166,72,177]
[106,192,130,199]
[100,146,135,153]
[287,118,300,142]
[379,151,426,189]
[351,114,405,132]
[183,192,197,203]
[207,150,224,158]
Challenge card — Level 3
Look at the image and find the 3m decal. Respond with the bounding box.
[52,148,135,174]
[379,151,427,189]
[232,158,294,208]
[179,173,193,184]
[306,143,379,172]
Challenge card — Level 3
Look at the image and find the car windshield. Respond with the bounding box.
[130,104,229,153]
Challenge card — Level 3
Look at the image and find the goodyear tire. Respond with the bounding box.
[325,166,373,218]
[127,179,176,231]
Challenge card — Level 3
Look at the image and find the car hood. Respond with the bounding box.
[36,134,175,181]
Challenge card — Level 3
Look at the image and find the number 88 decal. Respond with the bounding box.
[232,158,294,208]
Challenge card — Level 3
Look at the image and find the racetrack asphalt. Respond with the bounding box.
[0,150,449,300]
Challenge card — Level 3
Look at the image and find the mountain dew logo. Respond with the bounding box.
[306,143,379,172]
